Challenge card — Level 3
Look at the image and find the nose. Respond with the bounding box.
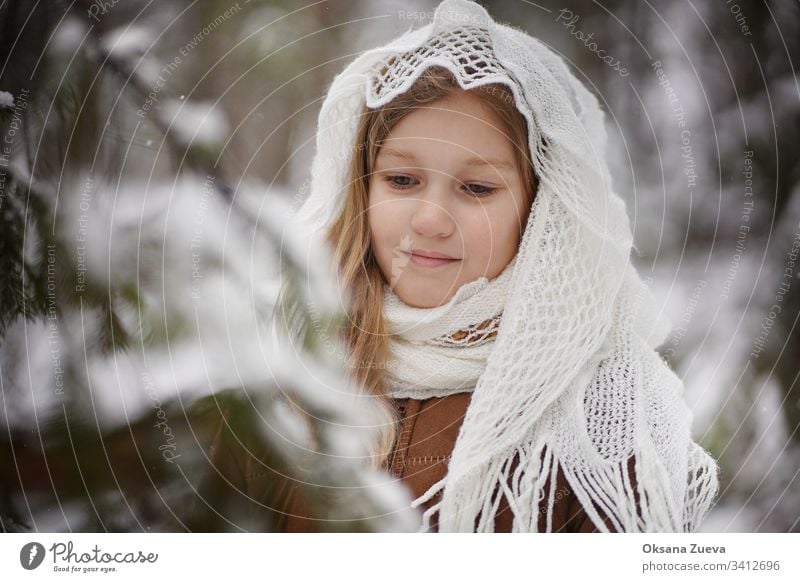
[409,194,455,239]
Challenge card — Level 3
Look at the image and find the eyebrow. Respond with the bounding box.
[376,147,517,171]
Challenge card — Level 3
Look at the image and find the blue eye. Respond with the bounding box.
[464,183,497,198]
[385,175,418,189]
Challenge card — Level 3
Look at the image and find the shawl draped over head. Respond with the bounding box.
[293,0,718,532]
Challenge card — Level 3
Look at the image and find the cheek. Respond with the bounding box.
[367,197,399,251]
[463,222,492,257]
[469,204,523,263]
[367,187,383,229]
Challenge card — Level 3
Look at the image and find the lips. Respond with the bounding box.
[409,250,458,260]
[403,250,461,268]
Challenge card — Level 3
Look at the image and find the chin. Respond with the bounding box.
[397,288,454,309]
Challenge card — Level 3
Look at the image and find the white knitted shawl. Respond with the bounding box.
[293,0,718,532]
[383,255,516,399]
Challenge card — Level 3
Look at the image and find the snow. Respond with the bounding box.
[0,90,14,109]
[159,99,229,150]
[50,17,86,54]
[100,25,154,59]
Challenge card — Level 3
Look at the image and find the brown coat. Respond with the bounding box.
[195,392,637,532]
[386,393,639,532]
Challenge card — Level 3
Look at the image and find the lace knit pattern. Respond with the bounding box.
[431,315,501,348]
[369,25,504,105]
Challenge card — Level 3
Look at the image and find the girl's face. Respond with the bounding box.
[367,90,530,308]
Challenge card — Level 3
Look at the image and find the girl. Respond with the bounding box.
[275,0,717,532]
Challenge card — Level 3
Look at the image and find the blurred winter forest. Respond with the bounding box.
[0,0,798,533]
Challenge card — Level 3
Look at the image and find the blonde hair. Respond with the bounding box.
[279,66,537,471]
